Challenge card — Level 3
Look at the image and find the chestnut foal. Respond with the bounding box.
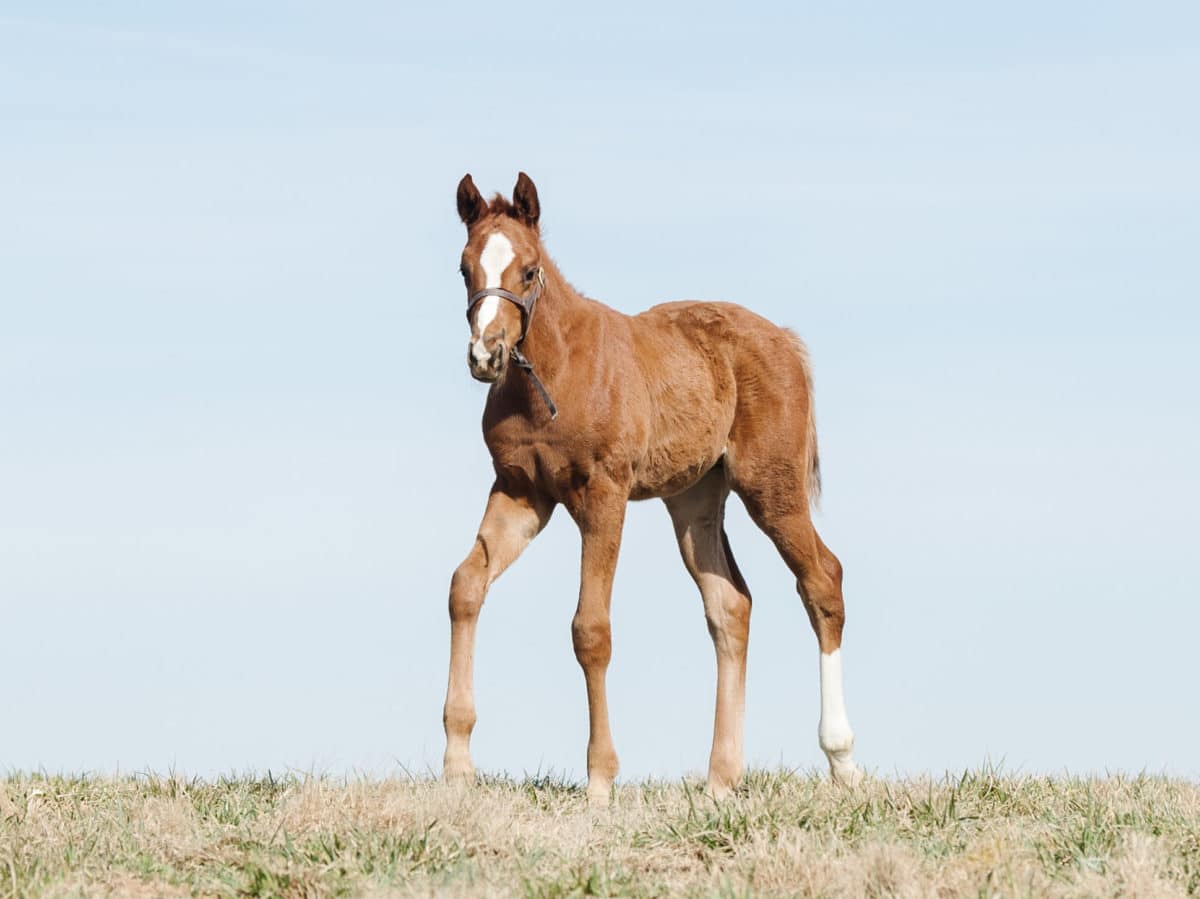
[443,173,861,804]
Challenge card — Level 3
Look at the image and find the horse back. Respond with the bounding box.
[626,300,805,499]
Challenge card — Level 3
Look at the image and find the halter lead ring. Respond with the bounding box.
[466,268,557,419]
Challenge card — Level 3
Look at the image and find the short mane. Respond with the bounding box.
[487,193,515,217]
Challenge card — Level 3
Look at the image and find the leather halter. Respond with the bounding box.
[465,268,558,419]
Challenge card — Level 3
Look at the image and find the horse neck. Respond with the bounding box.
[518,261,587,372]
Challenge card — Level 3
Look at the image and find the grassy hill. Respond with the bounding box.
[1,769,1197,897]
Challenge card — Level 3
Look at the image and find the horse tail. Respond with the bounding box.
[786,330,822,509]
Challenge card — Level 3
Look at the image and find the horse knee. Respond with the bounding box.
[449,546,487,622]
[571,613,612,669]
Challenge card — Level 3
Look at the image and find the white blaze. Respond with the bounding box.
[471,231,515,362]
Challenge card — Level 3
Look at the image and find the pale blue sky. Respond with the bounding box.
[2,3,1197,782]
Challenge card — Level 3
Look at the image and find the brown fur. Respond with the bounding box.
[444,173,854,802]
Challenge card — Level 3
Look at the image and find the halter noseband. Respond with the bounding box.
[465,268,557,419]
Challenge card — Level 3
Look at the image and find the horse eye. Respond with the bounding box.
[524,268,536,282]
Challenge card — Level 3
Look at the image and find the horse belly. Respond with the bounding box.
[629,419,730,500]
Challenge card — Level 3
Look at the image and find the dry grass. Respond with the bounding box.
[2,769,1198,897]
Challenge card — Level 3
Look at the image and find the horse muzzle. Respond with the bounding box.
[467,336,507,382]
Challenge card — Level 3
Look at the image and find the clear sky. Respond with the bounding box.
[2,2,1197,782]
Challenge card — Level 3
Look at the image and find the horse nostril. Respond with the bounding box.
[483,329,507,352]
[468,333,507,379]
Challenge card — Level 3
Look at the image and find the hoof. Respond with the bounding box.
[705,783,733,802]
[704,775,738,801]
[829,757,864,787]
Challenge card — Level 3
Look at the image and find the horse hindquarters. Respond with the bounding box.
[725,336,863,785]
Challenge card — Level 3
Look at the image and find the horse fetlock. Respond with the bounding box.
[585,748,618,807]
[588,746,618,775]
[819,722,862,787]
[818,720,854,755]
[586,779,614,807]
[442,701,476,740]
[442,746,476,783]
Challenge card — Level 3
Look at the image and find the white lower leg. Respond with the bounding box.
[818,649,862,784]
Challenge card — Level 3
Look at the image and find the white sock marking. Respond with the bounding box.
[818,649,854,755]
[471,232,514,360]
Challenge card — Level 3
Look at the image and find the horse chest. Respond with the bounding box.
[484,428,601,498]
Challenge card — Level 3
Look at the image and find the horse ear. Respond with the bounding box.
[456,174,486,226]
[512,172,540,228]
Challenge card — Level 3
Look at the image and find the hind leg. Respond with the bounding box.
[735,479,862,785]
[808,533,862,785]
[665,466,753,798]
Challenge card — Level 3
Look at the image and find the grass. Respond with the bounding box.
[1,768,1198,897]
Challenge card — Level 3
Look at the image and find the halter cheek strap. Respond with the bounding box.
[465,268,558,419]
[508,346,557,420]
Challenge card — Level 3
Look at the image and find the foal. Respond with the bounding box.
[443,173,862,804]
